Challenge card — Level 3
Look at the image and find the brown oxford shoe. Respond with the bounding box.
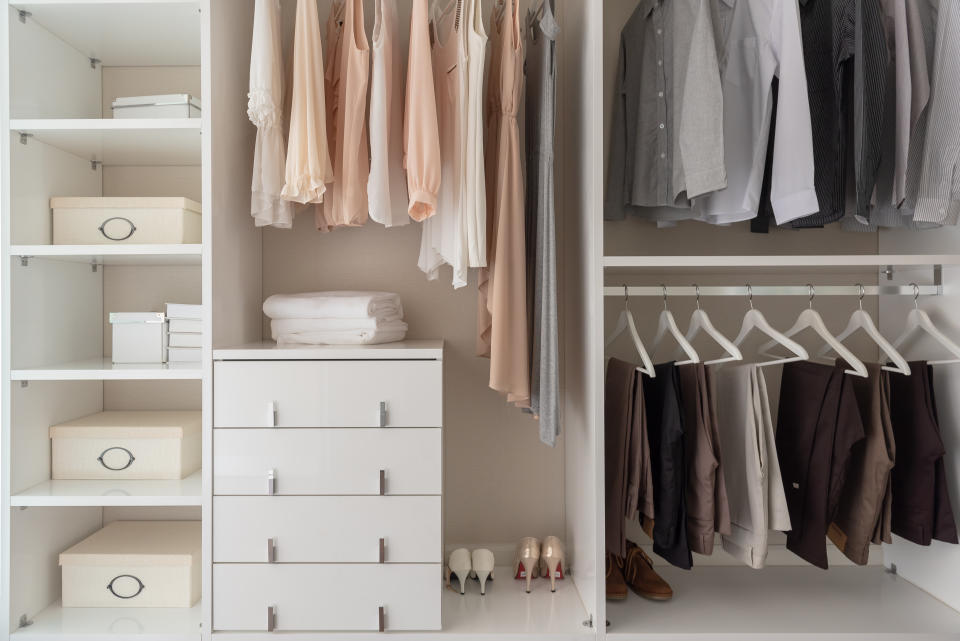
[623,540,673,601]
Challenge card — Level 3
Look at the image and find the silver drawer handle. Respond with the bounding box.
[97,446,135,471]
[379,401,387,427]
[106,574,145,599]
[268,401,278,427]
[378,606,385,632]
[267,537,277,563]
[379,469,386,496]
[98,216,137,241]
[267,605,276,632]
[379,537,386,563]
[267,469,276,495]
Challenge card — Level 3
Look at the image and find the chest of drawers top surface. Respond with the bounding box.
[214,340,444,361]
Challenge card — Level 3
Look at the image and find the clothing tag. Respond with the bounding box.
[827,522,848,551]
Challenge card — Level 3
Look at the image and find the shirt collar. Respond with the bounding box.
[638,0,662,18]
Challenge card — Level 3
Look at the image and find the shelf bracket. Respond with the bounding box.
[17,9,31,24]
[582,614,594,628]
[89,57,101,70]
[19,381,28,389]
[18,614,33,628]
[19,256,31,267]
[91,262,99,273]
[884,265,894,281]
[90,160,102,171]
[19,132,32,146]
[886,563,898,576]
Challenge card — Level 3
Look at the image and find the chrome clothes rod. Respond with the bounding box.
[604,284,943,297]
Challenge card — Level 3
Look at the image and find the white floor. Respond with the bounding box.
[606,566,960,639]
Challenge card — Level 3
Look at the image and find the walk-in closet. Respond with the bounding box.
[1,0,958,640]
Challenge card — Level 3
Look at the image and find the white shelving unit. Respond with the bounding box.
[2,1,210,639]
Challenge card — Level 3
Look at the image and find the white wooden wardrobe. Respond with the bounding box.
[1,1,959,640]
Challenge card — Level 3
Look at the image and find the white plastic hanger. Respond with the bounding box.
[651,285,700,366]
[605,285,656,377]
[683,285,743,365]
[818,284,911,375]
[892,283,960,366]
[732,284,808,367]
[759,285,868,377]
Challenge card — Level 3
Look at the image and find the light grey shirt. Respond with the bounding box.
[605,0,726,218]
[915,0,960,225]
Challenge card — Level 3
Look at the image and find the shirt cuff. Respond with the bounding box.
[772,188,820,225]
[407,189,438,222]
[684,166,727,200]
[914,197,960,226]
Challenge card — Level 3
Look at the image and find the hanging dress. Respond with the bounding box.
[249,0,292,228]
[321,0,370,231]
[477,0,529,407]
[524,0,559,445]
[419,0,468,288]
[367,0,408,227]
[281,0,334,209]
[463,0,488,267]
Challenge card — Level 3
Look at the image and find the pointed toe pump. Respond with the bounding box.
[513,537,541,593]
[470,548,495,595]
[447,548,472,595]
[539,536,566,592]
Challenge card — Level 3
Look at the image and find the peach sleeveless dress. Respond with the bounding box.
[477,0,529,407]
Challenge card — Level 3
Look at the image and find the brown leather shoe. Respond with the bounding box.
[623,540,673,601]
[606,553,628,600]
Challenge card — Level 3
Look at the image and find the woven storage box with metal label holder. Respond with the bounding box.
[51,197,201,245]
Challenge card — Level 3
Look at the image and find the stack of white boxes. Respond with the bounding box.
[166,303,202,363]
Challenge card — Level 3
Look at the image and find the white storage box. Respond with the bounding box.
[51,197,202,245]
[111,312,168,364]
[49,410,201,480]
[112,94,201,119]
[60,521,201,608]
[168,347,201,363]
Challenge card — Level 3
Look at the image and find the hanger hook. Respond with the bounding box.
[856,283,865,310]
[911,282,920,309]
[661,284,668,311]
[746,284,754,310]
[694,284,701,311]
[623,284,629,310]
[807,284,815,309]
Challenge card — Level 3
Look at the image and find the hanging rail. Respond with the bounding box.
[604,284,943,298]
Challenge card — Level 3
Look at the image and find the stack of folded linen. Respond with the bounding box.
[263,292,408,346]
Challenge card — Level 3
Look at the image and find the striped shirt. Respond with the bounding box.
[791,0,887,228]
[914,0,960,225]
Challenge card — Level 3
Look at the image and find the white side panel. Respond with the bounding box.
[213,496,441,563]
[879,258,960,612]
[9,507,102,632]
[11,257,102,370]
[10,380,102,495]
[556,0,602,628]
[213,428,442,496]
[10,133,101,245]
[212,564,441,632]
[213,360,442,428]
[8,5,101,119]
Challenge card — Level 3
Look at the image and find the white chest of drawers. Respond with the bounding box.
[212,341,443,633]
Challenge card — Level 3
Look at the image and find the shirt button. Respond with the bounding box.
[659,123,665,129]
[660,153,666,159]
[657,59,663,66]
[658,91,664,97]
[657,28,662,35]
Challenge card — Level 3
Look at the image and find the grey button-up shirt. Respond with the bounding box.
[605,0,726,218]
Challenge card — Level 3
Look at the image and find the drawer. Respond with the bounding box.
[213,428,441,495]
[214,360,442,427]
[213,564,441,631]
[213,496,441,563]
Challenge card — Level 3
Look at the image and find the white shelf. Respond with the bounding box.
[606,566,960,639]
[210,567,589,640]
[214,340,445,362]
[602,254,960,269]
[11,245,202,266]
[11,358,203,381]
[11,471,202,507]
[12,601,201,641]
[11,1,201,66]
[11,119,201,166]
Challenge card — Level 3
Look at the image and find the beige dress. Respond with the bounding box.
[478,0,529,406]
[404,0,442,221]
[320,0,370,231]
[281,0,334,207]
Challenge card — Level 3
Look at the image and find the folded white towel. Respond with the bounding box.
[272,319,408,346]
[263,291,403,320]
[271,317,396,333]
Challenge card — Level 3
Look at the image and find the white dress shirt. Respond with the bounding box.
[693,0,819,225]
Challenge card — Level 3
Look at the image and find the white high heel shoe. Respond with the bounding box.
[447,548,472,595]
[470,548,495,595]
[539,536,566,592]
[513,537,541,593]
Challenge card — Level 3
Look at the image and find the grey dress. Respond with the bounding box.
[524,0,559,447]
